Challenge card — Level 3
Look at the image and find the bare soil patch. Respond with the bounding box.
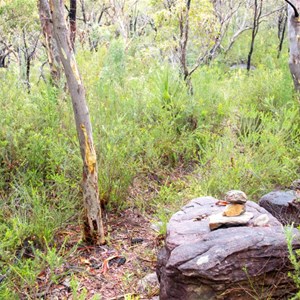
[37,209,162,300]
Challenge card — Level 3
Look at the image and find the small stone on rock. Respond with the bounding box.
[223,203,245,217]
[224,190,247,204]
[209,212,254,230]
[253,214,270,227]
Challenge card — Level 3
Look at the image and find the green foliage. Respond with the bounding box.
[285,226,300,300]
[70,275,88,300]
[101,39,126,85]
[150,0,218,63]
[0,0,38,30]
[0,15,300,298]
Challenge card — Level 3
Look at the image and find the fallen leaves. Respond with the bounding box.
[34,208,160,299]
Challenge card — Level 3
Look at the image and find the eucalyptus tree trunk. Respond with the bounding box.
[69,0,77,50]
[38,0,61,85]
[286,0,300,92]
[49,0,105,245]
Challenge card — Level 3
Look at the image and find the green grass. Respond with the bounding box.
[286,226,300,300]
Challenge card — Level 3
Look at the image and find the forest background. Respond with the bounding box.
[0,0,300,298]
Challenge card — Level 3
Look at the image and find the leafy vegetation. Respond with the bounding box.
[286,226,300,300]
[0,0,299,298]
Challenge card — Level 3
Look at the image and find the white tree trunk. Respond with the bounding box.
[49,0,105,245]
[287,0,300,91]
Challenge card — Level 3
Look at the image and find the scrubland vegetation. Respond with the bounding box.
[0,0,300,298]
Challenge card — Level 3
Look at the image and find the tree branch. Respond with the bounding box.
[284,0,299,18]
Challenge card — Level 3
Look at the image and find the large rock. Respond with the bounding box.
[259,190,300,226]
[157,197,300,300]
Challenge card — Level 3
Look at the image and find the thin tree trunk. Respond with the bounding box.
[38,0,61,85]
[69,0,77,50]
[286,0,300,92]
[22,29,31,92]
[79,0,93,50]
[247,0,262,71]
[49,0,105,245]
[179,0,193,93]
[277,7,287,59]
[21,30,40,92]
[80,0,87,24]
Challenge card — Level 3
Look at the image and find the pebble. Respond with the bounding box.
[224,190,247,204]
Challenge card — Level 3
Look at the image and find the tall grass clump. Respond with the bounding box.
[185,46,299,200]
[77,40,216,207]
[0,69,81,298]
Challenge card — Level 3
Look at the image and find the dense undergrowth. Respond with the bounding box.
[0,32,300,298]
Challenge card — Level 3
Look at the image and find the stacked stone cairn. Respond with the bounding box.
[209,190,253,230]
[157,186,300,299]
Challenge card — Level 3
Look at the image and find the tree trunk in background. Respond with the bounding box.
[79,0,93,50]
[179,0,193,93]
[21,30,40,93]
[49,0,105,245]
[277,6,287,58]
[69,0,77,50]
[247,0,262,71]
[38,0,61,85]
[286,0,300,92]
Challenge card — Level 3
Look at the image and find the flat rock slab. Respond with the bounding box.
[209,212,253,230]
[157,197,300,300]
[259,191,300,226]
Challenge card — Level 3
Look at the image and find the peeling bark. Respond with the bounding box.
[49,0,105,245]
[38,0,61,85]
[286,0,300,92]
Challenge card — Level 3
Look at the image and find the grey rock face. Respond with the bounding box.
[157,197,300,300]
[259,190,300,226]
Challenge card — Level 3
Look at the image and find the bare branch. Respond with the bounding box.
[284,0,299,18]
